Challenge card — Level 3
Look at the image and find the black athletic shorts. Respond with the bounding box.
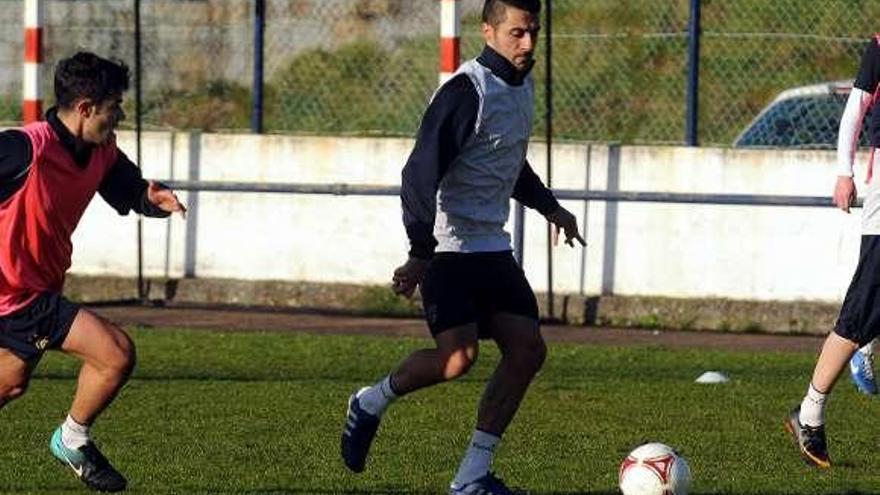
[419,250,539,338]
[835,235,880,345]
[0,293,80,363]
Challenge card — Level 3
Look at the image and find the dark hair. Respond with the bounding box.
[54,52,130,109]
[482,0,541,26]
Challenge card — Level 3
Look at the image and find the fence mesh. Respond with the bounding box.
[543,0,690,143]
[698,1,880,145]
[137,1,253,130]
[0,0,878,146]
[0,0,23,121]
[263,0,451,135]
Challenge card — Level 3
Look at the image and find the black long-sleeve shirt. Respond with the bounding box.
[401,46,559,259]
[0,107,168,217]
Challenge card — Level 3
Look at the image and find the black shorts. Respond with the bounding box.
[420,251,539,338]
[0,293,80,363]
[836,236,880,346]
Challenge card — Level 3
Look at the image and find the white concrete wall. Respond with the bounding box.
[70,132,866,303]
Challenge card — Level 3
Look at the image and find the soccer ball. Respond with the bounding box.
[618,442,691,495]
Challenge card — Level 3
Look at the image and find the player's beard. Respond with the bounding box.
[515,53,534,72]
[97,121,117,144]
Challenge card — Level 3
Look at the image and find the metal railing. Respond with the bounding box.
[164,180,841,208]
[161,179,849,319]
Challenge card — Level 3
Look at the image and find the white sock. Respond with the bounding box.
[61,415,91,450]
[799,383,827,427]
[356,375,399,417]
[860,339,874,356]
[452,430,501,487]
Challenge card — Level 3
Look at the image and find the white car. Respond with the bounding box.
[733,80,871,149]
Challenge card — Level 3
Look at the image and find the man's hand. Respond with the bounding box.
[147,180,187,218]
[545,206,586,247]
[392,256,430,298]
[833,176,857,213]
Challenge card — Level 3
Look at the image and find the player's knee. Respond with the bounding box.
[510,338,547,375]
[118,341,137,378]
[0,379,29,408]
[442,347,478,380]
[528,338,548,372]
[106,336,137,379]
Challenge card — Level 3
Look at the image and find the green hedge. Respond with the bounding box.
[4,0,876,144]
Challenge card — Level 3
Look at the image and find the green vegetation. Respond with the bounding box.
[140,80,252,132]
[4,1,880,143]
[2,327,878,494]
[356,285,421,317]
[266,39,438,135]
[0,94,21,123]
[262,0,880,144]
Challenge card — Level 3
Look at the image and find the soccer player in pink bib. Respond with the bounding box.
[0,52,185,492]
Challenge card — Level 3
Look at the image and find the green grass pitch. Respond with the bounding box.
[0,327,877,494]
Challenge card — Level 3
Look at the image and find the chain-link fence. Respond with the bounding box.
[0,0,878,145]
[0,1,24,121]
[543,0,690,144]
[699,1,880,145]
[263,0,468,135]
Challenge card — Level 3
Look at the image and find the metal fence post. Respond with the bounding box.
[134,0,146,302]
[545,0,555,319]
[686,0,701,146]
[579,144,591,295]
[252,0,265,134]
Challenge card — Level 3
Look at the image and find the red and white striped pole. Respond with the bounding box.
[23,0,44,124]
[439,0,461,84]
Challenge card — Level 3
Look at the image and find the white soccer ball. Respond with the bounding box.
[618,442,691,495]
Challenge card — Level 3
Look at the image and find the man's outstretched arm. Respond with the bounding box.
[98,151,186,218]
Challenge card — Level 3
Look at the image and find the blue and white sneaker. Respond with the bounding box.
[849,349,877,395]
[450,472,524,495]
[50,427,127,492]
[341,388,381,473]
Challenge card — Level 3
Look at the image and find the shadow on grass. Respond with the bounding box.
[12,490,879,495]
[536,493,880,495]
[220,492,880,495]
[215,490,413,494]
[85,299,422,320]
[30,371,376,385]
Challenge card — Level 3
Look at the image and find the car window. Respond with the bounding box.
[735,93,871,149]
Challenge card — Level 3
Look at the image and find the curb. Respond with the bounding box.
[64,275,838,336]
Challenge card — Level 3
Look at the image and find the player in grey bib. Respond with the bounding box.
[341,2,585,494]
